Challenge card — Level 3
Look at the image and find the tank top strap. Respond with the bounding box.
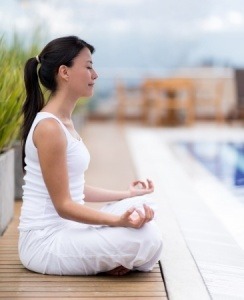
[34,112,73,143]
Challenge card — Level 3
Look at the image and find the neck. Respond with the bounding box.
[42,91,77,122]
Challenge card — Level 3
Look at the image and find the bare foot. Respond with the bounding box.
[106,266,131,276]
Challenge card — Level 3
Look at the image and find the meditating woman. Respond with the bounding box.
[18,36,162,276]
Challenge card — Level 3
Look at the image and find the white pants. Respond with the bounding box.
[18,196,163,275]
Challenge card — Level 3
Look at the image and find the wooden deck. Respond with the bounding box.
[0,202,167,299]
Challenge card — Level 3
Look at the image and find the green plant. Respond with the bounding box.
[0,35,40,153]
[0,40,24,152]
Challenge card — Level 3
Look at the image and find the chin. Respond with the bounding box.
[79,91,93,98]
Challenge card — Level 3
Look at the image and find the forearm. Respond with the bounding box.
[84,184,131,202]
[57,198,154,229]
[58,199,119,226]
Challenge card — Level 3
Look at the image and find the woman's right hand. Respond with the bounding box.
[117,204,154,228]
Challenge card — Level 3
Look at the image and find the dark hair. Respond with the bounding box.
[21,36,95,171]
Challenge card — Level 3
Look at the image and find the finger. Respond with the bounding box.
[132,180,142,186]
[124,207,135,218]
[135,208,144,218]
[143,204,154,221]
[134,209,146,227]
[139,181,147,189]
[146,178,152,186]
[143,204,152,221]
[134,181,146,189]
[147,205,154,220]
[149,207,154,220]
[147,179,154,191]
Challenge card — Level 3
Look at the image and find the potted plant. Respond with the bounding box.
[0,37,25,235]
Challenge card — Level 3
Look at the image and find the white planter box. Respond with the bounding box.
[14,142,24,199]
[0,149,14,235]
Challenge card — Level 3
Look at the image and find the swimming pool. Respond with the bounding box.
[179,142,244,202]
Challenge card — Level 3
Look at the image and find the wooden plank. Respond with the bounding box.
[0,276,162,283]
[0,269,161,277]
[0,248,18,251]
[0,261,22,265]
[0,276,163,282]
[0,250,18,254]
[0,254,20,257]
[0,265,25,269]
[0,282,163,288]
[0,291,166,297]
[0,265,161,272]
[0,241,18,244]
[0,285,165,292]
[0,295,168,300]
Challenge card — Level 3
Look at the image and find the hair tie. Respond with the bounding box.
[36,55,40,64]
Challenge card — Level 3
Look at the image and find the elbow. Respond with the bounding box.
[52,198,82,222]
[57,208,68,219]
[55,201,71,220]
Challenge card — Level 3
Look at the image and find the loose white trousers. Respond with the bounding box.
[19,196,163,275]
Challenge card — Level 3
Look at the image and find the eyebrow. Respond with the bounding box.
[86,60,93,64]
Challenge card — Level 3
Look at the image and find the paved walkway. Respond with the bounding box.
[81,119,136,191]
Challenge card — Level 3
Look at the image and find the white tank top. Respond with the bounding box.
[18,112,90,231]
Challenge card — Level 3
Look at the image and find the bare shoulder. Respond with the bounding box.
[33,118,67,149]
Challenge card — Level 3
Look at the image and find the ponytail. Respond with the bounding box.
[21,57,44,171]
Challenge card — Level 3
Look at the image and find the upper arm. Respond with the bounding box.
[33,119,71,214]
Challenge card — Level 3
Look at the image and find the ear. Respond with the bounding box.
[58,65,69,81]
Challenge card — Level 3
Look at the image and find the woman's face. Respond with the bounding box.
[66,47,98,98]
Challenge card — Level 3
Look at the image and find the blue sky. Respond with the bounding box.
[1,0,244,72]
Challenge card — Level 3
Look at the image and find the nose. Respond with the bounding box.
[92,69,98,80]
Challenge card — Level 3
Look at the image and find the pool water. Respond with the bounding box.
[180,142,244,200]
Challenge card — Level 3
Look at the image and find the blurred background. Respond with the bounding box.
[1,2,244,297]
[1,0,244,124]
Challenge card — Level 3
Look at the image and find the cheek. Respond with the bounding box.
[72,72,85,85]
[78,70,90,82]
[69,70,90,93]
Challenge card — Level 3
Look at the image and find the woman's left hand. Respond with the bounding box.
[128,179,154,197]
